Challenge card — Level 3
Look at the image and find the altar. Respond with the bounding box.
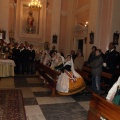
[0,59,15,77]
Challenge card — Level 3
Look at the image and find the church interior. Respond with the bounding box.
[0,0,120,120]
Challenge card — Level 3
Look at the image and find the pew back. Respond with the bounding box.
[87,93,120,120]
[35,62,60,96]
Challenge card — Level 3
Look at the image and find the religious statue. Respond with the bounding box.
[26,11,35,34]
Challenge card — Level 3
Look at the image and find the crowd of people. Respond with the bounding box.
[0,39,120,95]
[0,40,35,74]
[87,42,120,94]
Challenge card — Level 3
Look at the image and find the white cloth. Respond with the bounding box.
[0,59,15,77]
[106,76,120,101]
[56,73,69,93]
[56,57,81,93]
[103,63,107,67]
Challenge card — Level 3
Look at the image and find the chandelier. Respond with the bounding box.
[28,0,42,10]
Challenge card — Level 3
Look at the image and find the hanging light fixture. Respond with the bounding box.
[28,0,42,10]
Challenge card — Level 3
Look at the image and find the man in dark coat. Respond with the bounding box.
[18,43,26,74]
[90,49,103,94]
[12,43,20,74]
[103,42,118,74]
[87,46,97,65]
[28,44,35,74]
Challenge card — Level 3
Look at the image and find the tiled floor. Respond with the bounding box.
[0,75,91,120]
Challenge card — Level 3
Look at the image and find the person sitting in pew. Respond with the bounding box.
[74,51,84,71]
[56,55,85,94]
[41,50,51,66]
[53,53,65,70]
[50,52,57,68]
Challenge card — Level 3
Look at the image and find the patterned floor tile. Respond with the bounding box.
[20,87,35,98]
[14,76,44,87]
[27,83,45,87]
[55,96,76,103]
[78,101,90,111]
[0,77,15,88]
[72,93,91,102]
[24,98,38,106]
[26,115,46,120]
[33,91,52,97]
[36,96,76,105]
[36,97,57,105]
[30,87,50,92]
[25,105,45,120]
[14,76,27,87]
[26,78,42,84]
[2,75,91,120]
[40,102,87,120]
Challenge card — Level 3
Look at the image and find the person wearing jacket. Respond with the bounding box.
[90,49,103,94]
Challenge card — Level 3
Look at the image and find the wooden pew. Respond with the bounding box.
[87,93,120,120]
[77,66,112,93]
[35,61,60,96]
[82,66,112,84]
[82,66,112,79]
[36,62,86,96]
[76,70,91,82]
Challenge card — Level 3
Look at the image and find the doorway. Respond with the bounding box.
[78,39,83,51]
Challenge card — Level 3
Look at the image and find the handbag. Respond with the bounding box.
[112,81,120,105]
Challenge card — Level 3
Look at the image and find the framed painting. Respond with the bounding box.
[89,31,94,44]
[113,32,119,45]
[19,1,42,38]
[0,33,2,39]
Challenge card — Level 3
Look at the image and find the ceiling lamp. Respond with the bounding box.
[85,21,88,27]
[28,0,42,10]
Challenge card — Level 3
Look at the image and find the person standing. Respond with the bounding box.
[18,43,26,74]
[12,43,20,74]
[29,44,35,74]
[90,49,103,94]
[103,42,118,73]
[87,46,97,65]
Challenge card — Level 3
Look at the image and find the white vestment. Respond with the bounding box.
[106,76,120,101]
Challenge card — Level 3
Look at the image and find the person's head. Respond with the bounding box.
[71,50,75,55]
[14,42,18,48]
[20,43,24,48]
[52,45,56,50]
[66,55,71,62]
[30,44,33,49]
[109,42,115,50]
[77,49,82,53]
[51,52,56,58]
[92,46,97,52]
[95,49,101,56]
[77,51,83,57]
[25,41,29,47]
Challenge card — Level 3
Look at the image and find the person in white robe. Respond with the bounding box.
[56,55,85,93]
[106,76,120,102]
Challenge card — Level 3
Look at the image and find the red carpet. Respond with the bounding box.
[0,89,26,120]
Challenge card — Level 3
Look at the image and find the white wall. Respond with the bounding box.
[0,0,10,43]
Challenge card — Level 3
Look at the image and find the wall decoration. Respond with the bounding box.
[89,31,94,44]
[0,33,2,39]
[19,1,42,38]
[52,34,57,44]
[113,32,119,45]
